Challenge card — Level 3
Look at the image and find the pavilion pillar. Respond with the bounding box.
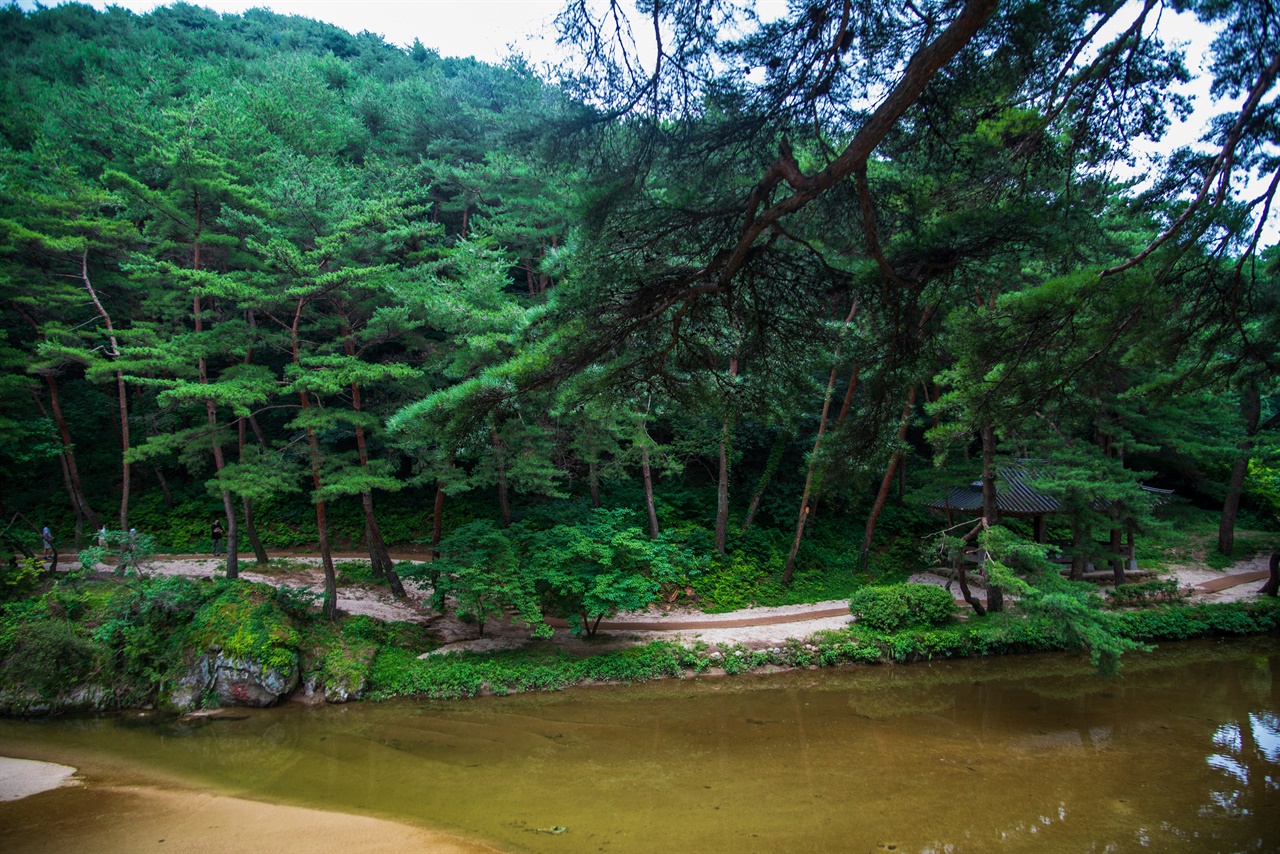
[1034,515,1047,544]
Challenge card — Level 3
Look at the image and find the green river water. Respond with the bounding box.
[2,637,1278,852]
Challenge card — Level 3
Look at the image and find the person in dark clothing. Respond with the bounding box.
[212,519,224,556]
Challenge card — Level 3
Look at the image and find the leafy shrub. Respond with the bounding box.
[849,583,956,631]
[184,582,301,671]
[367,642,686,700]
[1,619,104,698]
[0,557,41,596]
[1106,579,1187,607]
[273,584,320,617]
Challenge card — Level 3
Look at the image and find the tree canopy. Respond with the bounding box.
[0,1,1276,660]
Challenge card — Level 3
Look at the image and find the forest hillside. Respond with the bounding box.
[0,1,1277,631]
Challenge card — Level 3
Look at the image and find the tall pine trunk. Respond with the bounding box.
[784,303,859,583]
[1219,386,1261,557]
[641,443,659,539]
[860,385,918,566]
[290,299,337,619]
[980,422,1002,612]
[194,292,237,579]
[741,430,788,533]
[588,460,601,508]
[431,480,446,556]
[713,358,739,554]
[34,378,99,536]
[783,366,841,585]
[77,249,130,532]
[56,454,85,550]
[238,418,269,565]
[1070,519,1087,581]
[362,489,405,597]
[343,337,405,597]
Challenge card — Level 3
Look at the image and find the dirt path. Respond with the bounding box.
[82,551,1275,653]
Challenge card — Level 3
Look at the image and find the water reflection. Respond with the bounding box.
[1205,711,1280,829]
[2,638,1278,853]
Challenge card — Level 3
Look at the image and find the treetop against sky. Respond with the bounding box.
[18,0,1269,246]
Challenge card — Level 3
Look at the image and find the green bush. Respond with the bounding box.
[1106,579,1187,607]
[184,582,301,671]
[0,556,41,596]
[1,619,104,699]
[367,642,685,700]
[849,583,956,631]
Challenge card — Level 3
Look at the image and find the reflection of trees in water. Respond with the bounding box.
[1204,713,1280,820]
[1201,654,1280,826]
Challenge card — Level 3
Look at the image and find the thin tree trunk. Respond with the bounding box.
[1110,523,1125,586]
[35,378,100,533]
[1070,518,1087,581]
[242,496,268,565]
[238,418,269,565]
[56,454,85,550]
[860,385,919,566]
[1260,551,1279,597]
[641,443,659,539]
[808,365,862,523]
[980,422,1003,612]
[714,421,731,553]
[151,465,174,507]
[588,460,600,508]
[314,488,338,621]
[248,414,269,449]
[954,546,986,616]
[783,367,841,585]
[741,430,788,533]
[1219,386,1261,557]
[194,292,237,579]
[836,366,860,424]
[362,490,405,597]
[343,335,405,596]
[290,298,336,619]
[714,358,739,555]
[784,303,859,584]
[364,518,382,577]
[115,369,131,533]
[431,480,446,556]
[77,249,130,532]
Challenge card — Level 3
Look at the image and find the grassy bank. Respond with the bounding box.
[3,569,1276,712]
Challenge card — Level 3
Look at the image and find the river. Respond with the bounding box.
[2,637,1278,852]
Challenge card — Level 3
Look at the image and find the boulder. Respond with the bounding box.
[167,652,299,710]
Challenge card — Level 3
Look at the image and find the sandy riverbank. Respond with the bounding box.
[0,756,496,854]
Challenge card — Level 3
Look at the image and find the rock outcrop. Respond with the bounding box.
[167,650,299,711]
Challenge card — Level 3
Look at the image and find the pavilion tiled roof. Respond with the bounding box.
[922,463,1173,516]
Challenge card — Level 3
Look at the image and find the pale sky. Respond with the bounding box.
[17,1,568,61]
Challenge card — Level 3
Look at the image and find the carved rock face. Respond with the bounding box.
[168,653,298,710]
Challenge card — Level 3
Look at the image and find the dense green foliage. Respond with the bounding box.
[1,1,1278,687]
[0,572,432,710]
[848,583,957,632]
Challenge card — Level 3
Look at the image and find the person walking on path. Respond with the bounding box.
[212,519,224,557]
[41,525,54,560]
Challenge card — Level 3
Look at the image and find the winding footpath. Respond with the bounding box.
[135,552,1274,634]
